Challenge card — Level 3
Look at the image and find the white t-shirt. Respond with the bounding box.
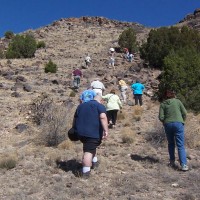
[85,56,91,62]
[91,80,105,90]
[129,54,133,58]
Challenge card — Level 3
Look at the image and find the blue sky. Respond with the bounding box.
[0,0,199,37]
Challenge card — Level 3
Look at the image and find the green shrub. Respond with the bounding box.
[69,90,76,97]
[44,60,57,73]
[37,41,46,49]
[4,31,14,39]
[118,28,138,53]
[158,47,200,113]
[0,157,17,169]
[140,26,200,69]
[6,34,37,58]
[0,49,5,59]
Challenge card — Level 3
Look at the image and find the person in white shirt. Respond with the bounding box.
[85,55,91,68]
[91,78,105,96]
[109,56,115,70]
[128,53,134,62]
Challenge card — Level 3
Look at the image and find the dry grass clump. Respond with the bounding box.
[0,153,18,169]
[185,113,200,149]
[44,151,61,167]
[146,102,153,110]
[37,104,69,146]
[117,111,126,121]
[57,139,74,150]
[122,118,131,127]
[132,105,143,121]
[121,127,136,144]
[30,94,74,146]
[133,105,143,115]
[145,119,166,148]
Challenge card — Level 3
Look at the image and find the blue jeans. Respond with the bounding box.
[73,76,80,88]
[164,122,187,166]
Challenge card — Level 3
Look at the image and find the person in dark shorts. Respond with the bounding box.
[73,95,108,178]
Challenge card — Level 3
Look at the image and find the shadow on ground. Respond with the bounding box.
[131,154,159,164]
[56,159,82,176]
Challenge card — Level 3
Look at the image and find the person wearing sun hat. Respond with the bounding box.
[118,79,128,104]
[91,78,105,96]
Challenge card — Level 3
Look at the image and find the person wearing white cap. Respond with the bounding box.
[85,54,91,68]
[109,47,115,52]
[109,47,115,57]
[91,78,105,96]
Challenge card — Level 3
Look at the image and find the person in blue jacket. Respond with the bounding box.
[131,79,145,106]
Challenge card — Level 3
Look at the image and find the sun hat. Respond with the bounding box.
[119,80,126,86]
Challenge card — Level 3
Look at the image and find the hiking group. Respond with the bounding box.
[69,48,189,179]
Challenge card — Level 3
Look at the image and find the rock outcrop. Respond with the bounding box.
[177,8,200,31]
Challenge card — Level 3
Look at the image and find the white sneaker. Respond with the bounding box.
[181,164,189,171]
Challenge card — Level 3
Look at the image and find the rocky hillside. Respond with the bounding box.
[0,14,200,200]
[177,8,200,31]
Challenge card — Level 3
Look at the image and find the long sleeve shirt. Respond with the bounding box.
[102,94,122,111]
[159,98,187,124]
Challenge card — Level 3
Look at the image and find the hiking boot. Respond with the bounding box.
[181,164,189,171]
[91,161,99,170]
[108,124,113,129]
[168,160,178,169]
[168,160,176,168]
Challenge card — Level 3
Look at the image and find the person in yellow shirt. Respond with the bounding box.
[102,89,122,128]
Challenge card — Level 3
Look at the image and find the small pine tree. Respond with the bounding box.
[4,31,14,39]
[37,41,46,49]
[118,28,137,53]
[0,49,5,59]
[44,60,57,73]
[6,34,37,58]
[140,26,200,69]
[158,47,200,113]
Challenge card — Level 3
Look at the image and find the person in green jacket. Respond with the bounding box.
[159,90,188,171]
[102,89,122,128]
